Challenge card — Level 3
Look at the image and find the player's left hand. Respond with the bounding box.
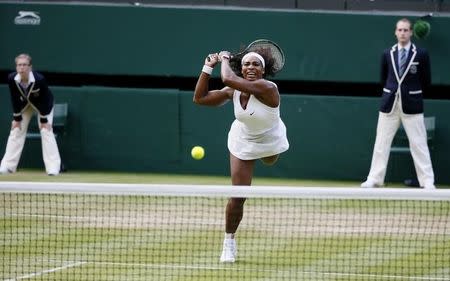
[205,53,219,67]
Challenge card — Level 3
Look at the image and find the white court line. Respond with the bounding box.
[4,260,447,280]
[13,260,444,281]
[92,261,448,280]
[4,261,87,281]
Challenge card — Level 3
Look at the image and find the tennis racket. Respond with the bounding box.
[208,39,285,73]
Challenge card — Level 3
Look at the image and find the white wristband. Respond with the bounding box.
[202,65,213,75]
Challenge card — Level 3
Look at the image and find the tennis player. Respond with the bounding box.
[0,54,61,175]
[193,49,289,262]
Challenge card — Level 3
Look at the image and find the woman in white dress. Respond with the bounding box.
[193,49,289,263]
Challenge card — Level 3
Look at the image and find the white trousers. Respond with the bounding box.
[0,105,61,174]
[366,101,435,187]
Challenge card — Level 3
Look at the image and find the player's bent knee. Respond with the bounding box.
[10,127,25,138]
[40,127,53,133]
[261,155,279,166]
[40,128,55,139]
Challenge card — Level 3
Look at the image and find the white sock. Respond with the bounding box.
[224,233,234,240]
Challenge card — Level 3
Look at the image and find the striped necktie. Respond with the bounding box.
[399,48,407,76]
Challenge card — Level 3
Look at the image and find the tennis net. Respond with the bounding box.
[1,182,449,281]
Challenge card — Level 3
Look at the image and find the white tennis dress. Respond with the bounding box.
[227,86,289,160]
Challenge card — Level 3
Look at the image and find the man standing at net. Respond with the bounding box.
[0,54,61,176]
[361,18,435,189]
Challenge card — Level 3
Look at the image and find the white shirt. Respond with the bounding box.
[14,71,35,89]
[227,85,289,160]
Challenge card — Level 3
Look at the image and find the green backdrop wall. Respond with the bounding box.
[0,85,449,184]
[0,2,450,84]
[0,2,449,184]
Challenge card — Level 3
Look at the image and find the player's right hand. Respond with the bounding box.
[218,51,231,62]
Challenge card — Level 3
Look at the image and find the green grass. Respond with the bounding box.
[2,191,450,280]
[0,169,367,187]
[1,170,449,280]
[1,169,448,188]
[0,168,423,187]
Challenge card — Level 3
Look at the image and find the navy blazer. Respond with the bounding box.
[7,71,54,123]
[380,43,431,114]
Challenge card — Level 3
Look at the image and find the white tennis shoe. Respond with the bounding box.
[0,167,12,175]
[220,238,237,263]
[361,179,382,188]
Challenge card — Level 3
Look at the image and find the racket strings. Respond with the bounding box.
[229,40,285,75]
[249,43,285,72]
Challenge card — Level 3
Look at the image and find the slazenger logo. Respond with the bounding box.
[14,11,41,25]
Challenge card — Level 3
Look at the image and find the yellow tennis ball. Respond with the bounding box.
[191,146,205,160]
